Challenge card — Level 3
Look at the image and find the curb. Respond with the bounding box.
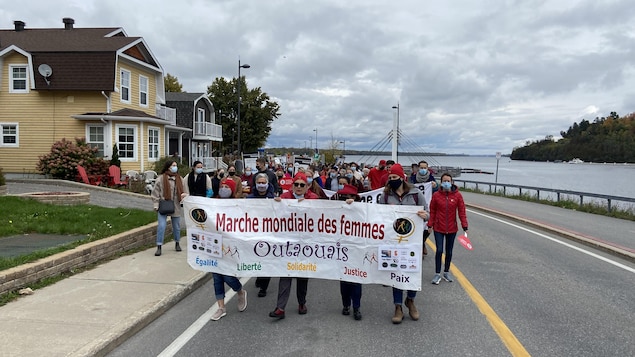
[77,270,212,357]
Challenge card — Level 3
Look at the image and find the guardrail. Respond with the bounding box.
[454,179,635,213]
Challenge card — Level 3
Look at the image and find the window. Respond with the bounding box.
[148,127,159,160]
[120,69,131,103]
[139,75,148,106]
[1,123,19,147]
[86,125,105,157]
[10,65,28,93]
[117,125,137,160]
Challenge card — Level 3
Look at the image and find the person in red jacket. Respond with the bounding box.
[427,173,468,285]
[268,172,318,320]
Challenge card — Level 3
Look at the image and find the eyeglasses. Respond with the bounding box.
[293,182,306,187]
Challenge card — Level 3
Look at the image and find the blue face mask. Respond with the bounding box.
[419,169,428,175]
[330,173,337,178]
[351,166,357,171]
[170,166,178,173]
[195,168,203,174]
[338,184,345,191]
[307,177,313,184]
[441,182,452,190]
[345,173,353,179]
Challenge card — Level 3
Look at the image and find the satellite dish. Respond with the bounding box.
[38,64,52,85]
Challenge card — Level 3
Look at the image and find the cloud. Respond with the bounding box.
[3,0,634,156]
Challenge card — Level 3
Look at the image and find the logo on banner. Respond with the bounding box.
[392,217,415,243]
[190,208,208,228]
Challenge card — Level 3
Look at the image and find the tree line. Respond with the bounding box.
[510,111,635,163]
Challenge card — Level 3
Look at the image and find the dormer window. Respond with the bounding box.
[10,65,28,93]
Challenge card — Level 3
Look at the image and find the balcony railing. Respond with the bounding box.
[156,106,177,125]
[192,156,227,171]
[194,122,222,139]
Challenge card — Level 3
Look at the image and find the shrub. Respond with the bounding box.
[37,137,109,180]
[110,146,121,168]
[0,167,5,186]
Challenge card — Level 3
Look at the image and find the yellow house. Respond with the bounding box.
[0,18,188,175]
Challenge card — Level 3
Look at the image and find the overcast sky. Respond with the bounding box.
[2,0,634,155]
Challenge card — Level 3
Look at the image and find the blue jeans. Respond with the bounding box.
[434,231,457,273]
[212,273,243,300]
[156,213,180,245]
[393,288,416,305]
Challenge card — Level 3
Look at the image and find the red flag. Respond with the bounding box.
[458,232,473,250]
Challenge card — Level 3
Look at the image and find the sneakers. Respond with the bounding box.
[443,271,454,282]
[431,274,441,285]
[298,304,308,315]
[269,308,285,319]
[237,290,247,312]
[258,288,267,297]
[175,242,182,252]
[154,245,162,256]
[392,305,404,324]
[342,306,350,316]
[353,308,362,321]
[405,298,419,320]
[211,307,226,321]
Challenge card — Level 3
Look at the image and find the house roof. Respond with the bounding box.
[165,92,206,102]
[72,108,192,130]
[0,24,161,91]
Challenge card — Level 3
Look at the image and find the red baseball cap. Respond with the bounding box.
[379,160,387,166]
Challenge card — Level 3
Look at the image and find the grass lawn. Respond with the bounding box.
[0,196,157,271]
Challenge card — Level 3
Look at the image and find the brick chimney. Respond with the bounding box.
[63,17,74,30]
[14,21,25,31]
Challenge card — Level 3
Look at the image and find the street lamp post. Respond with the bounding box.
[237,59,250,155]
[313,128,318,153]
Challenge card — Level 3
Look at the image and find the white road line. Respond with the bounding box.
[157,277,251,357]
[469,209,635,274]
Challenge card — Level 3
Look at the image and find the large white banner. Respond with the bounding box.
[183,196,427,290]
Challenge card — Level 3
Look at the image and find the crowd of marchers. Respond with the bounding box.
[149,157,468,324]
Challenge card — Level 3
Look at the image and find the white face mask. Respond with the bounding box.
[219,187,232,198]
[256,183,268,192]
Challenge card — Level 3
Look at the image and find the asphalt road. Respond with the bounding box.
[107,208,635,357]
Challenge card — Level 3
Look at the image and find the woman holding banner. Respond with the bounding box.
[247,173,276,297]
[378,163,429,324]
[269,173,318,319]
[210,178,248,321]
[337,184,363,321]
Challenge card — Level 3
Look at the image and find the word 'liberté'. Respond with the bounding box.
[215,213,385,239]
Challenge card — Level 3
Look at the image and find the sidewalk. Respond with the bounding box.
[0,246,209,357]
[0,180,632,356]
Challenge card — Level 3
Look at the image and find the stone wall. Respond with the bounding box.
[0,222,172,297]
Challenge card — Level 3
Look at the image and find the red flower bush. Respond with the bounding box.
[37,137,109,180]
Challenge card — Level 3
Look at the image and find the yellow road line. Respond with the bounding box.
[427,240,531,357]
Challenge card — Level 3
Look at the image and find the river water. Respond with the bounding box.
[345,155,635,199]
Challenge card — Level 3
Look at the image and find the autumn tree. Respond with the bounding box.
[207,76,280,154]
[164,73,183,92]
